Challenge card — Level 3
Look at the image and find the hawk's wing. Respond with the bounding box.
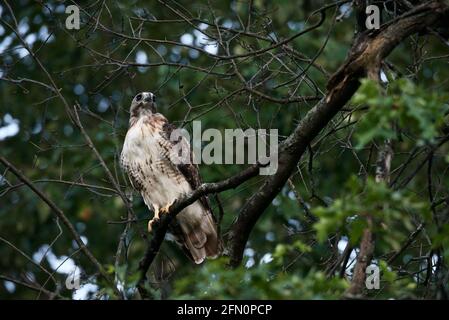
[161,121,214,215]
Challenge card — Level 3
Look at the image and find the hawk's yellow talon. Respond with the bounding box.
[148,217,159,233]
[148,207,160,233]
[160,200,175,214]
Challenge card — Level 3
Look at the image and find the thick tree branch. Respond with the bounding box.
[227,1,448,267]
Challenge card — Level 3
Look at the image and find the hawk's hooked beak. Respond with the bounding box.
[144,93,155,104]
[142,93,156,113]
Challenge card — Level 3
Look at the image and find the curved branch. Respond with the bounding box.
[137,164,261,295]
[227,1,448,267]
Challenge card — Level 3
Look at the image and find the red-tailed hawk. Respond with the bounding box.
[120,92,222,264]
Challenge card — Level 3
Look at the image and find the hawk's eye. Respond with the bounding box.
[135,94,142,102]
[152,95,156,103]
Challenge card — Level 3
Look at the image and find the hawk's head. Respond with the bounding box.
[130,92,157,116]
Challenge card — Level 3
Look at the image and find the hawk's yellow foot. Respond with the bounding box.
[147,200,174,232]
[160,199,176,215]
[148,207,160,233]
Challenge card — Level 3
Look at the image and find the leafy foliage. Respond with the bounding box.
[174,257,349,300]
[352,78,449,148]
[313,175,430,250]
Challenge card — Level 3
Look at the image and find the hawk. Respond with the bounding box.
[120,92,222,264]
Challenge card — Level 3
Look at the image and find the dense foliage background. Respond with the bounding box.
[1,0,449,299]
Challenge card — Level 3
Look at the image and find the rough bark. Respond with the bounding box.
[227,1,448,267]
[346,141,393,297]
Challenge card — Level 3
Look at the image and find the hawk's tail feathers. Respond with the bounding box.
[183,211,223,264]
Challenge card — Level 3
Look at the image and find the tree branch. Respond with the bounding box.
[0,156,119,296]
[227,1,448,267]
[137,164,261,295]
[346,140,393,297]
